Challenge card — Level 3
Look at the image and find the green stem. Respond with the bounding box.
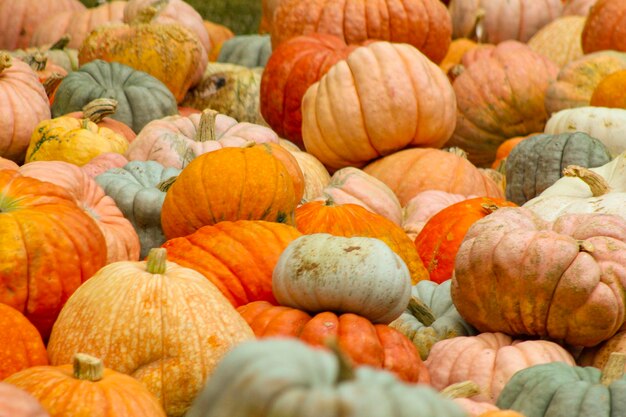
[146,248,167,274]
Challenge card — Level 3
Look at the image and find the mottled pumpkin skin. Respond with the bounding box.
[0,170,107,340]
[162,220,302,307]
[452,207,626,347]
[590,70,626,109]
[161,146,297,239]
[0,382,49,417]
[217,34,272,68]
[295,201,429,284]
[415,197,517,284]
[271,0,451,64]
[447,41,559,167]
[582,0,626,54]
[527,16,585,68]
[238,301,429,383]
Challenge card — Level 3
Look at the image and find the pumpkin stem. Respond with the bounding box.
[440,381,482,399]
[82,98,118,124]
[146,248,168,274]
[49,35,71,50]
[407,296,436,327]
[157,176,178,192]
[44,72,65,98]
[0,52,13,73]
[577,240,595,253]
[444,147,468,159]
[447,64,465,83]
[22,51,48,72]
[320,194,336,207]
[196,109,219,142]
[73,353,104,382]
[325,338,355,383]
[481,202,500,214]
[471,8,487,44]
[562,165,611,197]
[600,352,626,386]
[133,0,169,24]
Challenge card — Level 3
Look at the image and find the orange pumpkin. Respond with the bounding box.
[238,301,430,384]
[203,20,234,50]
[590,70,626,109]
[161,145,297,239]
[582,0,626,54]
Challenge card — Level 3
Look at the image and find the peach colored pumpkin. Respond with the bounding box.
[0,382,49,417]
[287,147,332,202]
[403,191,475,239]
[302,41,457,172]
[0,157,18,171]
[425,332,575,403]
[563,0,597,16]
[527,16,586,68]
[81,153,129,178]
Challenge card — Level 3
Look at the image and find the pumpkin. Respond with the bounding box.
[271,0,452,64]
[590,70,626,108]
[389,280,476,360]
[439,38,482,78]
[491,136,532,170]
[497,352,626,417]
[0,303,48,380]
[25,117,129,166]
[51,60,178,133]
[505,132,612,205]
[95,161,180,259]
[272,233,412,324]
[46,248,255,417]
[0,0,85,50]
[0,383,49,417]
[203,20,234,50]
[452,207,626,347]
[425,333,575,404]
[563,0,597,16]
[5,354,166,417]
[81,152,129,178]
[479,412,525,417]
[302,41,457,172]
[415,197,517,284]
[578,330,626,371]
[216,34,271,68]
[10,36,80,73]
[544,51,626,115]
[162,220,302,307]
[315,167,403,225]
[286,145,332,201]
[30,1,127,49]
[363,148,504,206]
[18,160,140,263]
[260,33,361,147]
[161,145,297,239]
[259,0,283,33]
[16,52,67,85]
[0,53,51,163]
[447,41,559,167]
[449,0,563,44]
[186,338,467,417]
[64,98,137,143]
[238,301,429,383]
[126,109,279,169]
[0,157,18,171]
[527,16,586,67]
[0,170,107,340]
[582,0,626,54]
[402,191,475,240]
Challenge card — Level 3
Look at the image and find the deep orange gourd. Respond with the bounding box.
[238,301,430,384]
[582,0,626,54]
[415,197,517,284]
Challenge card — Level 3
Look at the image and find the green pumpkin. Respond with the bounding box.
[217,34,272,68]
[389,280,476,360]
[95,160,180,259]
[186,338,466,417]
[9,36,79,73]
[497,353,626,417]
[182,62,267,126]
[51,60,178,133]
[505,132,612,205]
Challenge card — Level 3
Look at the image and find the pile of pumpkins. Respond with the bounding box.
[3,0,626,416]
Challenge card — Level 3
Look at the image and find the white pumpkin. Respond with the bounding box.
[544,107,626,157]
[272,233,411,324]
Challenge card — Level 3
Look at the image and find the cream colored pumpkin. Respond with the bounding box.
[527,16,585,68]
[285,147,331,202]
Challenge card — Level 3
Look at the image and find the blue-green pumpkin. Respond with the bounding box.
[216,34,272,68]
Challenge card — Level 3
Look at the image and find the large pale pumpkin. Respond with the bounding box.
[0,170,107,340]
[282,142,332,201]
[527,16,585,68]
[452,207,626,347]
[271,0,452,64]
[402,191,475,239]
[161,145,297,239]
[302,41,457,172]
[161,220,302,307]
[582,0,626,54]
[0,382,49,417]
[46,249,255,417]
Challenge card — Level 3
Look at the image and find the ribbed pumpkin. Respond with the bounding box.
[260,33,361,147]
[0,0,85,50]
[0,170,107,340]
[582,0,626,54]
[363,148,504,206]
[25,117,129,166]
[402,191,475,239]
[447,41,559,167]
[0,304,48,380]
[161,220,301,307]
[51,60,178,133]
[18,161,140,263]
[590,70,626,108]
[64,98,136,143]
[452,207,626,347]
[271,0,451,64]
[296,200,428,284]
[46,249,255,417]
[302,41,457,172]
[0,382,48,417]
[82,153,129,178]
[238,301,429,383]
[5,354,166,417]
[0,53,51,163]
[259,0,283,33]
[415,197,517,284]
[527,16,585,67]
[491,136,532,170]
[425,333,575,404]
[161,145,297,239]
[216,34,272,68]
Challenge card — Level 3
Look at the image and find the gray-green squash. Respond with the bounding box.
[389,280,476,360]
[505,132,612,205]
[95,160,180,258]
[51,60,178,133]
[186,338,467,417]
[216,34,272,68]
